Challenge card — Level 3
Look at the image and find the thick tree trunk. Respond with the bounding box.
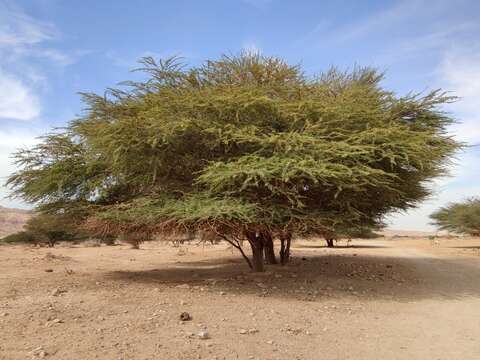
[279,231,292,265]
[263,231,277,265]
[246,231,265,272]
[251,241,265,272]
[325,238,334,248]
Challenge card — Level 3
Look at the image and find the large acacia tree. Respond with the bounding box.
[7,53,460,271]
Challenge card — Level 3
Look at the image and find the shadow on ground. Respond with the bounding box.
[450,246,480,249]
[104,248,480,303]
[295,244,386,249]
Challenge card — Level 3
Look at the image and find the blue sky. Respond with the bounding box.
[1,0,479,230]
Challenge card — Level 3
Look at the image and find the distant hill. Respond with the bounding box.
[0,206,32,238]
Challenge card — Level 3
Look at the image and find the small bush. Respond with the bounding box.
[1,231,37,245]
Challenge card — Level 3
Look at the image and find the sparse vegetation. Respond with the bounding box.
[1,231,37,245]
[430,198,480,236]
[6,53,460,270]
[1,213,86,247]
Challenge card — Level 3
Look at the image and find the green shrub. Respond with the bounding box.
[1,231,37,245]
[430,198,480,236]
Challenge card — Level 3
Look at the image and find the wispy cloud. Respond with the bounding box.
[439,47,480,144]
[0,6,54,47]
[374,23,477,66]
[0,126,42,208]
[299,0,479,63]
[0,68,40,120]
[0,2,70,63]
[0,2,73,121]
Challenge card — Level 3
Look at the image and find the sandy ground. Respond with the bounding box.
[1,236,480,360]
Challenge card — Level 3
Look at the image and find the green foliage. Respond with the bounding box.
[430,198,480,236]
[7,53,461,242]
[1,231,36,245]
[2,213,87,247]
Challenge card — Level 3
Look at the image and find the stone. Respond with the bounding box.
[51,288,66,297]
[180,312,192,321]
[197,331,210,340]
[176,284,191,289]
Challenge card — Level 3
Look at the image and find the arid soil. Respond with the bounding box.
[1,236,480,360]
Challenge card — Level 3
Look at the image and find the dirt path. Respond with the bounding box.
[1,237,480,360]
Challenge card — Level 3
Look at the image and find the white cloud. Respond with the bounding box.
[0,3,72,121]
[0,7,54,48]
[0,126,41,208]
[0,68,41,120]
[439,48,480,144]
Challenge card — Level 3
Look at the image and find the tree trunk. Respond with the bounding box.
[325,238,334,248]
[246,231,265,272]
[251,241,265,272]
[263,231,277,265]
[279,231,292,265]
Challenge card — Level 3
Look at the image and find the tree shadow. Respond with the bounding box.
[104,251,480,303]
[295,244,387,249]
[450,246,480,249]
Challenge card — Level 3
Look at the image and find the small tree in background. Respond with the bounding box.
[2,213,85,247]
[7,53,461,271]
[430,198,480,236]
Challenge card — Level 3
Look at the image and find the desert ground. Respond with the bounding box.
[1,236,480,360]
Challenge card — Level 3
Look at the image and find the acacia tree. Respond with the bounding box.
[430,198,480,236]
[7,53,460,271]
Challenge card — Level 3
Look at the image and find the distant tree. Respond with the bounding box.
[7,53,461,271]
[430,198,480,236]
[25,213,86,247]
[1,213,85,247]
